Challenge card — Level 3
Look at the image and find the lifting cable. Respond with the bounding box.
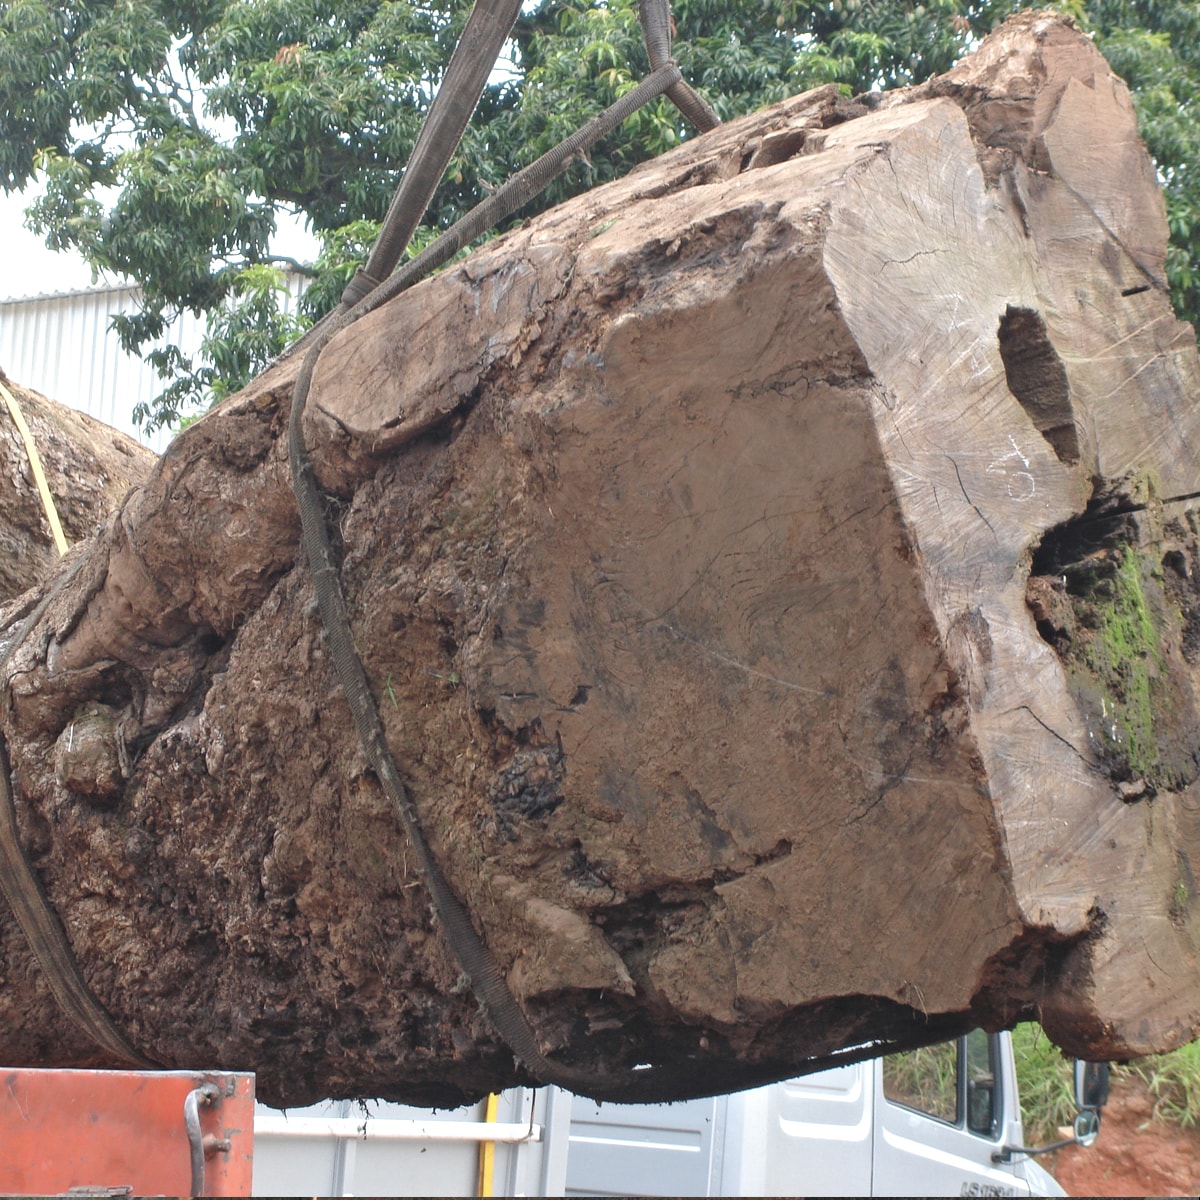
[0,549,156,1066]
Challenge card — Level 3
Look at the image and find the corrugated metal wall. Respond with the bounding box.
[0,276,307,455]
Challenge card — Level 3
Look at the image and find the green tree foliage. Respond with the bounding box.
[1087,0,1200,328]
[0,0,1196,430]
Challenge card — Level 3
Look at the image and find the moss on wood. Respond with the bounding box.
[1083,545,1163,778]
[1028,490,1200,794]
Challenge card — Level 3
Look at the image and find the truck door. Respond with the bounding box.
[746,1061,874,1196]
[872,1030,1030,1197]
[563,1092,724,1196]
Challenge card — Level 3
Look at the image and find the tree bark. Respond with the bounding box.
[3,13,1200,1108]
[0,374,153,605]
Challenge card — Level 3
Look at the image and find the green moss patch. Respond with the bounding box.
[1026,490,1200,793]
[1083,545,1162,777]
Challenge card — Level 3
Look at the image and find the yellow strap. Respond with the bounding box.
[0,379,69,556]
[476,1092,500,1197]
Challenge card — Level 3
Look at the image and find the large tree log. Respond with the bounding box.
[3,13,1200,1107]
[0,374,153,604]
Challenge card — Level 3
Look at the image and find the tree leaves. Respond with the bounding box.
[1091,11,1200,322]
[1,0,1196,433]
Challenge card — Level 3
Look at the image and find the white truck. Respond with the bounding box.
[252,1029,1105,1195]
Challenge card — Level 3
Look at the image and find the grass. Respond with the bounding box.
[1013,1023,1200,1143]
[1011,1023,1081,1143]
[1124,1039,1200,1129]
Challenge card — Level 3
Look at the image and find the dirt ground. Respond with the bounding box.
[1049,1075,1200,1196]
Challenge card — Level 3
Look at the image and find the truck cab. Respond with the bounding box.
[559,1031,1062,1196]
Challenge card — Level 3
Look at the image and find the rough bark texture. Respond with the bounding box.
[0,373,154,604]
[3,13,1200,1108]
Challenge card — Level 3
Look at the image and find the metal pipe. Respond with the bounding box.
[254,1116,542,1143]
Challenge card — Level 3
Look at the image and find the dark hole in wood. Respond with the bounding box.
[997,305,1079,464]
[1029,488,1135,580]
[742,129,807,170]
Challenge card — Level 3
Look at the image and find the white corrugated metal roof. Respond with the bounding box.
[1,277,140,304]
[0,276,307,454]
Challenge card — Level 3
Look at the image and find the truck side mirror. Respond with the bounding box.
[1073,1060,1109,1111]
[993,1055,1110,1164]
[1072,1108,1101,1148]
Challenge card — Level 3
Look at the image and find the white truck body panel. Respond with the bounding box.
[724,1063,875,1194]
[252,1032,1069,1197]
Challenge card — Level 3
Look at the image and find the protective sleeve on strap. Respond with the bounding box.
[638,0,721,132]
[349,0,525,307]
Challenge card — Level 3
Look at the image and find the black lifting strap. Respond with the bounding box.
[288,0,770,1102]
[340,0,719,311]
